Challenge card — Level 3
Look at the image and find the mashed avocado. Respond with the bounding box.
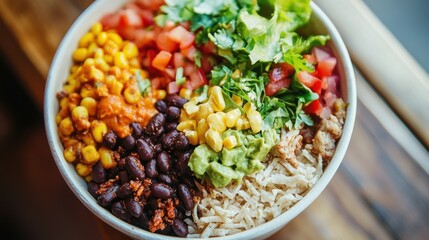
[188,129,278,187]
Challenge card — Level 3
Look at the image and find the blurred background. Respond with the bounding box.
[0,0,428,239]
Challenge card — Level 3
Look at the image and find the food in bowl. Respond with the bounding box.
[53,0,349,237]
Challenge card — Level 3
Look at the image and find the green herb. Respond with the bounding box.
[175,67,186,86]
[136,70,151,96]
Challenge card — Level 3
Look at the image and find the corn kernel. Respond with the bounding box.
[107,32,123,45]
[209,86,225,111]
[207,112,226,133]
[87,42,98,58]
[235,117,250,130]
[129,58,141,69]
[83,58,95,69]
[120,70,133,83]
[94,48,105,59]
[114,52,129,69]
[85,175,93,182]
[97,32,108,46]
[243,102,255,114]
[89,67,105,82]
[223,135,238,149]
[104,40,119,55]
[247,110,262,133]
[232,69,242,80]
[197,102,214,120]
[76,163,91,177]
[156,90,166,100]
[180,109,190,122]
[80,86,96,98]
[96,83,109,97]
[91,120,107,143]
[59,97,69,109]
[184,130,199,146]
[111,80,124,95]
[225,109,242,128]
[59,118,74,136]
[98,147,117,169]
[124,87,141,104]
[232,94,243,106]
[197,119,209,144]
[79,32,95,48]
[177,119,196,131]
[82,132,96,146]
[72,48,88,62]
[205,128,223,152]
[80,97,97,116]
[183,101,199,118]
[91,22,103,36]
[104,54,113,65]
[95,58,109,72]
[122,42,138,59]
[71,106,89,121]
[82,145,100,164]
[56,114,63,125]
[179,88,192,100]
[64,146,77,163]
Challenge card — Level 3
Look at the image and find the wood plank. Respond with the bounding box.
[314,0,429,148]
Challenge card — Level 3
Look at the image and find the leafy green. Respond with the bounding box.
[136,70,151,96]
[175,67,186,86]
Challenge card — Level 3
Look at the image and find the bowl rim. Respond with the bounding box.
[44,1,357,239]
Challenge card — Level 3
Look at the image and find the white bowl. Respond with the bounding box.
[44,1,356,239]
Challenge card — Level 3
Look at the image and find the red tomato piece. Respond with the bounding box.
[173,52,186,69]
[156,31,179,52]
[316,57,337,78]
[100,13,120,29]
[182,81,193,90]
[152,51,172,71]
[168,26,195,49]
[303,54,317,65]
[181,45,197,61]
[297,71,321,88]
[311,78,323,95]
[133,29,155,48]
[164,68,176,80]
[312,46,332,62]
[304,99,323,115]
[265,78,291,97]
[269,63,295,82]
[200,41,216,54]
[135,0,165,11]
[167,81,181,94]
[119,9,143,28]
[189,68,207,89]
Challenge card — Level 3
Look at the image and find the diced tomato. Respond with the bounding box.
[173,52,186,68]
[184,63,195,76]
[201,57,214,74]
[181,45,197,61]
[100,13,120,29]
[168,26,195,49]
[200,41,216,54]
[182,81,193,90]
[324,91,338,108]
[119,9,143,28]
[156,31,179,52]
[133,29,155,48]
[298,71,320,87]
[312,46,332,62]
[311,78,323,95]
[164,68,176,80]
[269,63,295,82]
[152,51,172,71]
[135,0,165,11]
[316,57,337,78]
[167,81,181,94]
[189,68,207,89]
[138,9,154,26]
[303,54,317,65]
[304,99,323,115]
[151,77,163,90]
[265,78,291,97]
[325,75,339,94]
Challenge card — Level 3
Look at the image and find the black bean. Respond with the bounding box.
[87,182,99,198]
[175,151,191,174]
[117,146,128,158]
[165,94,187,108]
[166,106,180,122]
[125,156,145,180]
[117,183,132,198]
[165,122,178,132]
[177,184,194,210]
[118,171,129,185]
[107,167,119,179]
[117,157,126,170]
[120,135,136,151]
[144,113,166,137]
[161,130,179,151]
[148,198,161,210]
[97,185,119,207]
[153,143,163,154]
[155,100,168,113]
[156,151,171,173]
[175,133,190,151]
[150,183,173,199]
[91,162,106,184]
[111,201,131,223]
[145,159,158,178]
[175,209,185,220]
[172,218,188,237]
[130,122,143,139]
[179,175,196,189]
[137,212,150,230]
[156,223,172,235]
[124,198,143,218]
[136,138,154,162]
[157,174,173,185]
[103,131,117,149]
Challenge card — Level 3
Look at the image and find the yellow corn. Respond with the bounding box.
[85,175,93,182]
[82,145,100,164]
[76,163,91,177]
[82,132,96,146]
[87,42,98,58]
[183,101,199,118]
[59,118,74,136]
[177,119,196,131]
[129,58,141,69]
[223,135,238,149]
[120,70,133,83]
[205,128,223,152]
[80,85,96,98]
[63,146,77,163]
[232,69,242,80]
[107,32,123,45]
[104,54,113,65]
[96,83,109,97]
[56,114,63,125]
[72,48,88,62]
[104,40,119,55]
[59,97,69,109]
[156,89,166,100]
[79,32,95,48]
[98,147,117,169]
[247,110,262,133]
[91,120,107,143]
[209,86,225,111]
[197,119,209,144]
[208,96,222,112]
[196,102,214,120]
[207,112,226,133]
[80,97,97,116]
[232,94,243,106]
[94,48,104,59]
[97,32,108,46]
[180,109,190,122]
[71,106,88,121]
[235,116,251,130]
[95,57,110,72]
[184,130,199,146]
[124,87,141,104]
[91,22,103,36]
[225,108,241,128]
[179,88,192,100]
[122,42,138,59]
[114,52,129,69]
[110,80,124,95]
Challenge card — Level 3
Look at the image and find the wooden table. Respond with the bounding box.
[1,0,428,239]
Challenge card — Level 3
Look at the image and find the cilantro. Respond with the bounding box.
[175,67,186,86]
[136,70,151,96]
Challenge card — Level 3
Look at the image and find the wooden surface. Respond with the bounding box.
[1,0,428,239]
